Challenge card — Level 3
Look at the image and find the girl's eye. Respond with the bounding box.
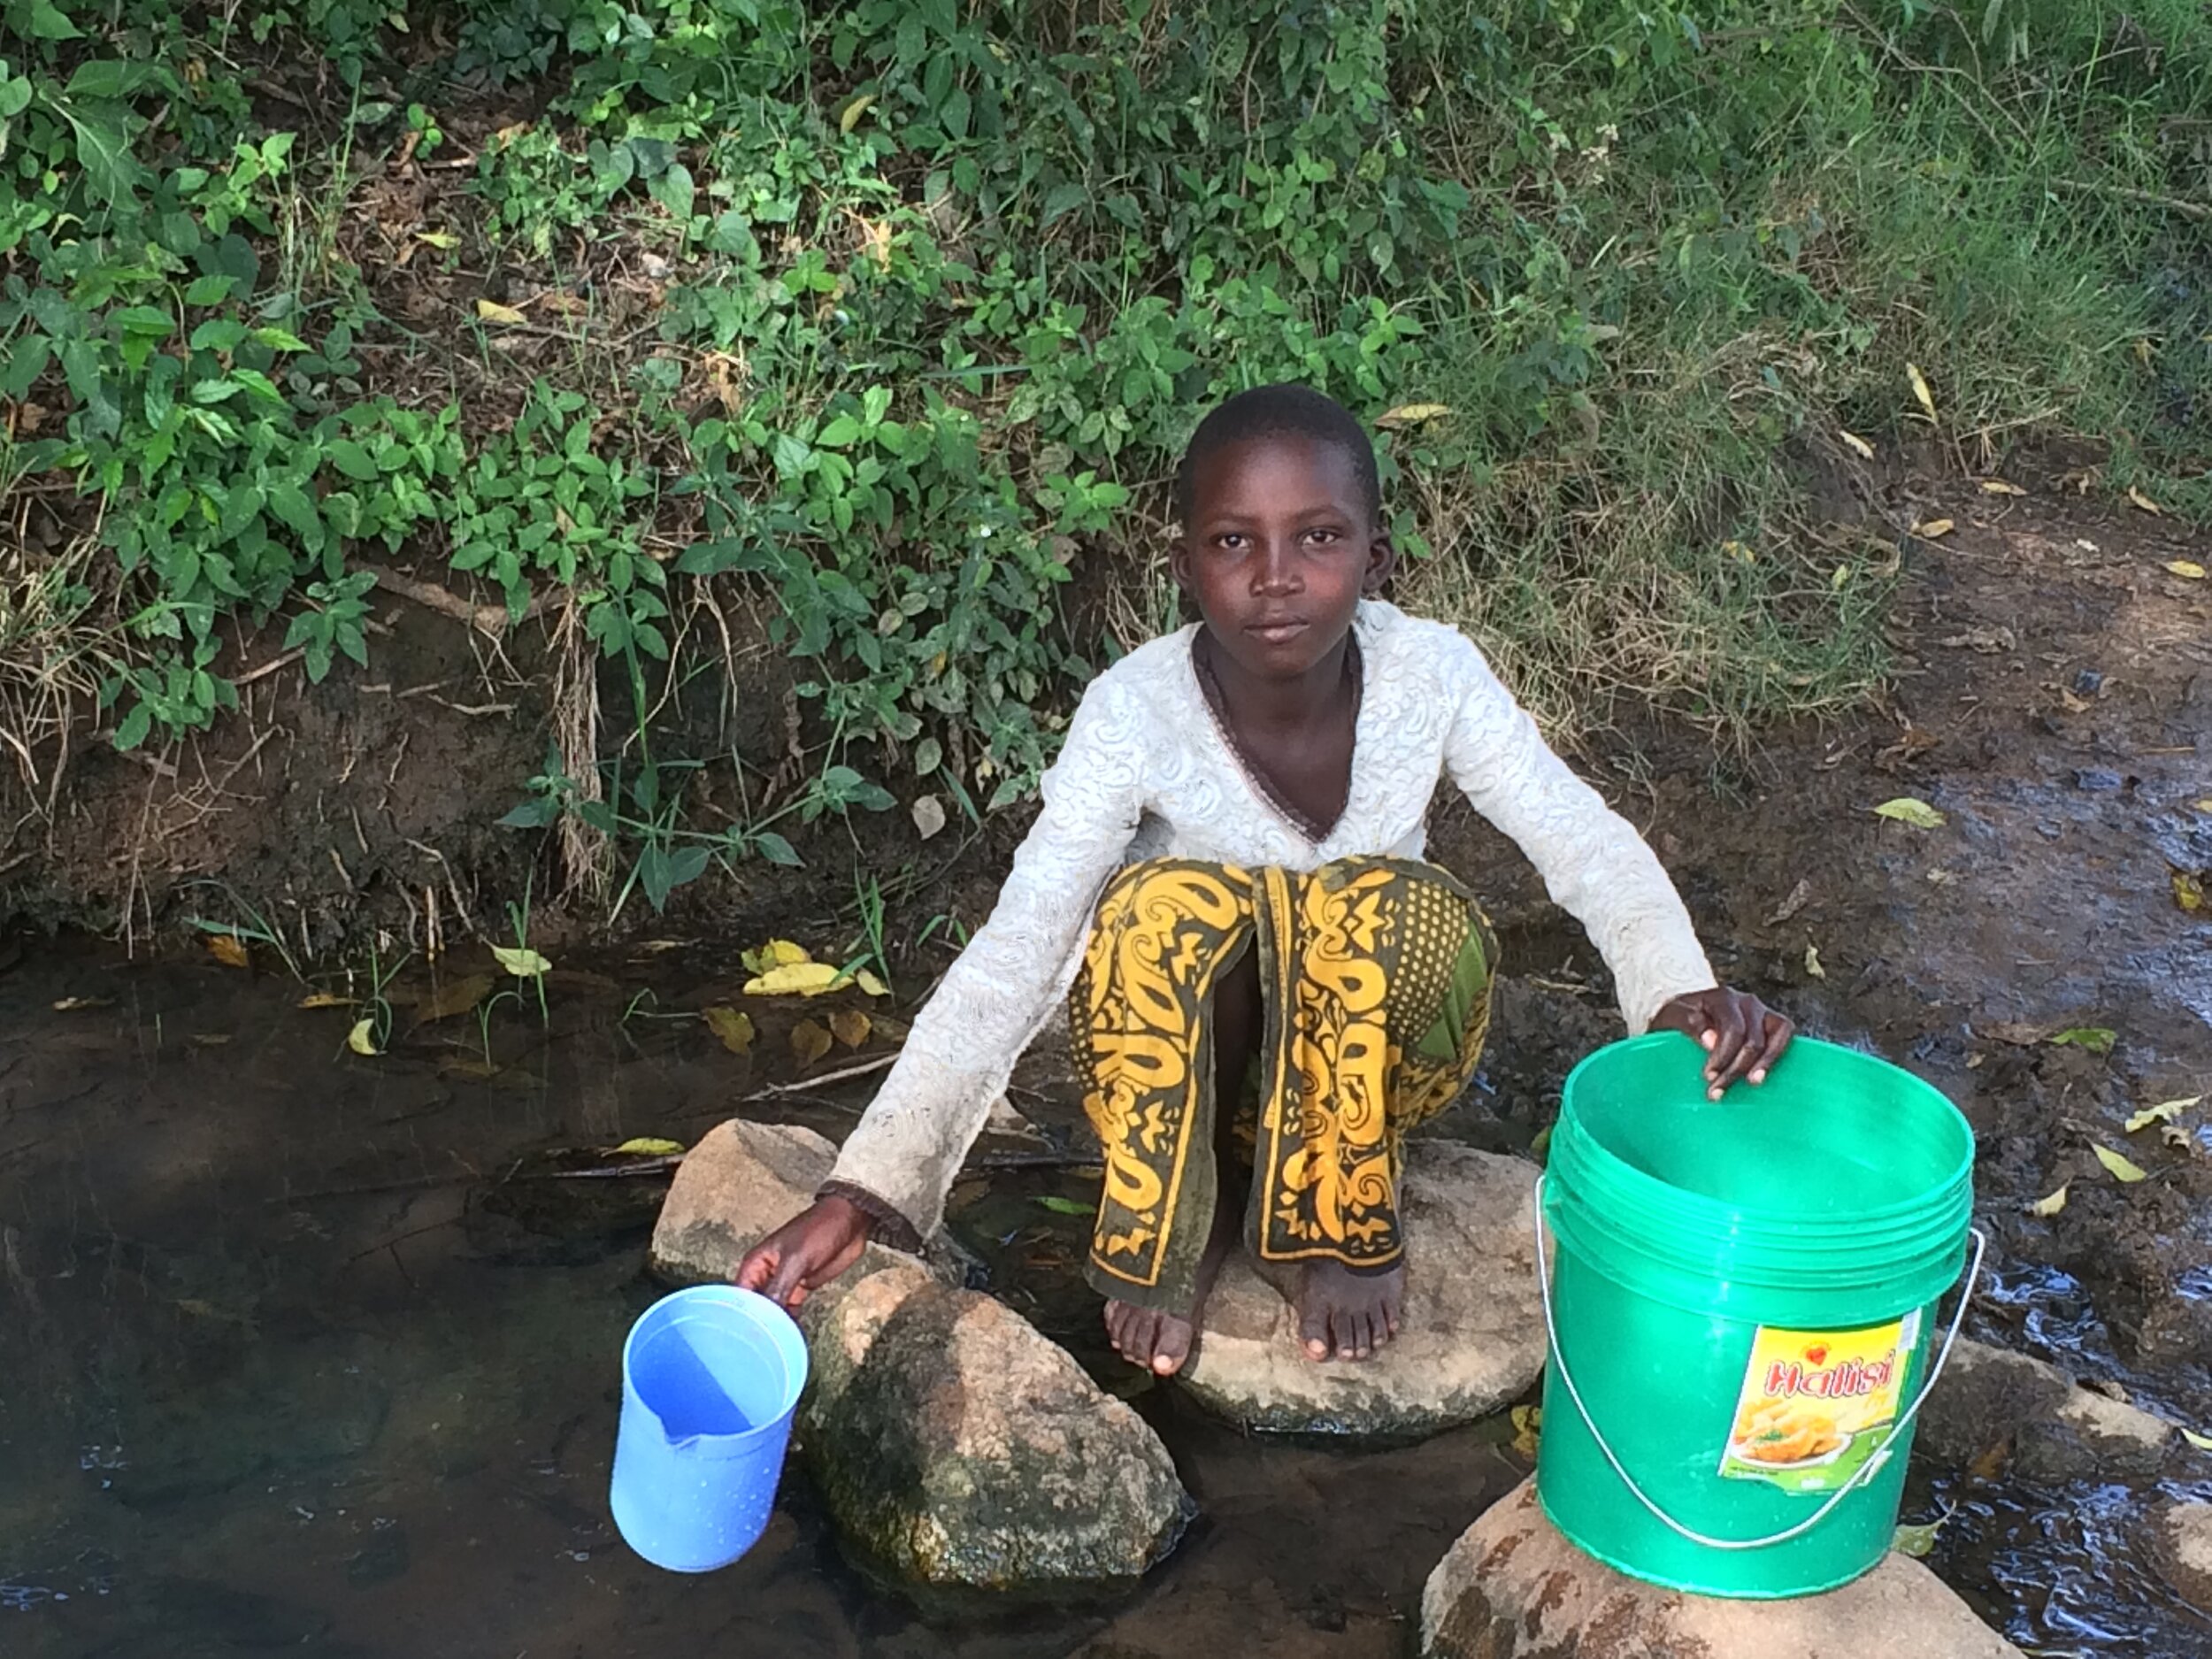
[1214,534,1246,551]
[1304,528,1340,546]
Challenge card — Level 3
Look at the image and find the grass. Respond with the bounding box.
[2,0,2208,934]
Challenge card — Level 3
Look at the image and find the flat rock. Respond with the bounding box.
[1179,1142,1543,1439]
[2153,1502,2212,1615]
[649,1118,1190,1589]
[1918,1337,2183,1481]
[1420,1478,2026,1658]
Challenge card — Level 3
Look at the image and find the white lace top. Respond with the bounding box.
[826,600,1717,1238]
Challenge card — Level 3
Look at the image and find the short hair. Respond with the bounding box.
[1174,384,1382,529]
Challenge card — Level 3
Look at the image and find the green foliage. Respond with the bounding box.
[3,0,2209,915]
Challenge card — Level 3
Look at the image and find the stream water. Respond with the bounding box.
[2,938,2204,1657]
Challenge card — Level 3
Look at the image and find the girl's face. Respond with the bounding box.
[1171,434,1394,682]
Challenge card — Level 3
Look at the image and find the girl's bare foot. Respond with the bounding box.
[1103,1206,1235,1376]
[1295,1259,1404,1360]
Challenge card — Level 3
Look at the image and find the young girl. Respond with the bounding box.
[739,385,1792,1377]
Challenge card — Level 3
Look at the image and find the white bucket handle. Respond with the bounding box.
[1531,1174,1985,1552]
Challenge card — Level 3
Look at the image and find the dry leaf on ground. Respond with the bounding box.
[474,298,528,326]
[853,968,890,998]
[828,1009,872,1048]
[1979,479,2025,495]
[2126,1097,2200,1133]
[1906,362,1938,422]
[702,1004,756,1055]
[2166,560,2207,580]
[2170,872,2204,913]
[1767,878,1812,925]
[2127,486,2163,514]
[297,991,352,1010]
[2183,1428,2212,1452]
[206,934,250,968]
[791,1018,833,1066]
[611,1137,685,1157]
[1510,1404,1542,1457]
[2093,1144,2148,1183]
[1873,796,1946,829]
[1913,518,1955,538]
[1804,944,1826,980]
[1377,403,1452,429]
[347,1018,380,1056]
[740,939,811,974]
[2028,1184,2069,1217]
[911,795,947,840]
[1839,430,1874,460]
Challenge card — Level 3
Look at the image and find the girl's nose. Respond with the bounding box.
[1252,540,1300,595]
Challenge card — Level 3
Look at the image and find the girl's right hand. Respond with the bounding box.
[734,1196,872,1310]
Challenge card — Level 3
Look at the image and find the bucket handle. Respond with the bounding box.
[1532,1175,1986,1553]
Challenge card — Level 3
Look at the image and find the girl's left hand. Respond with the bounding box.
[1651,987,1793,1101]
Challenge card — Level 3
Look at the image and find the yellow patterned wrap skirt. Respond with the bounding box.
[1071,856,1496,1314]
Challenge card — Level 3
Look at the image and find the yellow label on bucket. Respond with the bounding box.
[1717,1311,1921,1494]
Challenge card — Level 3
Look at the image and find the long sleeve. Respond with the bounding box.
[824,677,1148,1240]
[1440,634,1716,1031]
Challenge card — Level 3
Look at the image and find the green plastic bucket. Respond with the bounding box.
[1533,1032,1980,1599]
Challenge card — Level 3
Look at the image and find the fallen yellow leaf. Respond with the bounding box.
[2093,1144,2148,1183]
[1722,539,1755,564]
[1804,944,1826,980]
[1906,361,1938,423]
[912,795,947,841]
[853,968,891,998]
[419,972,495,1021]
[2184,1427,2212,1452]
[1873,796,1946,829]
[702,1004,756,1055]
[741,939,812,974]
[51,995,112,1010]
[414,229,460,250]
[2166,560,2207,580]
[2127,486,2162,514]
[1979,479,2025,495]
[492,945,551,978]
[1377,403,1453,429]
[2177,871,2207,914]
[839,92,874,134]
[828,1010,872,1049]
[1839,430,1875,460]
[347,1018,380,1056]
[791,1018,833,1066]
[297,991,352,1010]
[1913,518,1954,539]
[474,299,528,326]
[2125,1097,2199,1133]
[744,961,846,996]
[206,934,250,969]
[2028,1184,2069,1217]
[2198,800,2212,814]
[611,1136,685,1157]
[1510,1403,1541,1458]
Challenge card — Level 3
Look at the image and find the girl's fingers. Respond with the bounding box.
[1708,998,1759,1094]
[1747,1012,1794,1086]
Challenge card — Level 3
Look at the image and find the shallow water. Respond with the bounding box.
[2,937,2200,1658]
[0,939,1525,1659]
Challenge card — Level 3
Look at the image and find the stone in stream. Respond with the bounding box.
[2153,1502,2212,1616]
[1420,1478,2028,1659]
[650,1120,1191,1589]
[1177,1141,1545,1440]
[1916,1337,2187,1482]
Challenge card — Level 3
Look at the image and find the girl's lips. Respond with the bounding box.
[1245,618,1310,642]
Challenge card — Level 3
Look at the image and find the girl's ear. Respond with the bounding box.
[1363,530,1398,595]
[1168,530,1196,595]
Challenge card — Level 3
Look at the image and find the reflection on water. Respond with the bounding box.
[0,938,1525,1658]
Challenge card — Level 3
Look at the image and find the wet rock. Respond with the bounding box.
[649,1118,970,1290]
[2153,1502,2212,1615]
[803,1258,1190,1588]
[1178,1143,1543,1440]
[651,1120,1190,1588]
[1419,1479,2025,1658]
[1918,1338,2181,1480]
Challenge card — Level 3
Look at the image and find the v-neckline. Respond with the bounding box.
[1188,618,1365,846]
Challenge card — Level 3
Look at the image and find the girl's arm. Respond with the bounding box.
[1439,634,1718,1033]
[757,678,1148,1289]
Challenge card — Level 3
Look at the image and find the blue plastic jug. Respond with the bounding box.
[609,1285,810,1571]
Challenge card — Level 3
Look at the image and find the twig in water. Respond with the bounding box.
[742,1052,900,1100]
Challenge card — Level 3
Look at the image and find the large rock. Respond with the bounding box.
[1420,1479,2026,1659]
[2153,1502,2212,1615]
[803,1260,1191,1587]
[1917,1337,2184,1481]
[1179,1142,1544,1439]
[649,1118,1191,1589]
